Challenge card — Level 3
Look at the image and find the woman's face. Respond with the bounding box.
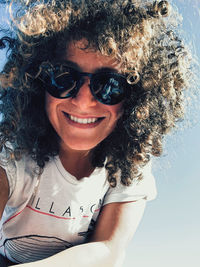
[45,40,124,152]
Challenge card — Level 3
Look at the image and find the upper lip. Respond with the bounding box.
[63,111,105,119]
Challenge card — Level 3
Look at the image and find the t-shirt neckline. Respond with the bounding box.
[53,155,105,185]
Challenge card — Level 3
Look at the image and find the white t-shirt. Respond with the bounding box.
[0,154,156,264]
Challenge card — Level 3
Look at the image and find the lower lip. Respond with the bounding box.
[63,112,104,129]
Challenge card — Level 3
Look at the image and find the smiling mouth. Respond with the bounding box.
[63,112,105,125]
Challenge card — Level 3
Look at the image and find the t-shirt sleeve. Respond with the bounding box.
[0,153,17,200]
[103,160,157,206]
[0,151,37,208]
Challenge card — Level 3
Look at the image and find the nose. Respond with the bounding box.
[70,77,97,108]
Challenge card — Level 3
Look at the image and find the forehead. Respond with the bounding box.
[62,39,123,73]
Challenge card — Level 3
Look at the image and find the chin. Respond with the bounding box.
[62,140,100,152]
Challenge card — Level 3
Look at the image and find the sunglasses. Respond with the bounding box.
[36,62,137,105]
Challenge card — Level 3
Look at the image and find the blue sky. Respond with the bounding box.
[0,1,199,267]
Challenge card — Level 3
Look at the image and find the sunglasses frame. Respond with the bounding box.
[30,61,138,105]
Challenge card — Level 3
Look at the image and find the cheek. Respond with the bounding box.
[108,102,124,121]
[45,93,61,124]
[45,94,53,121]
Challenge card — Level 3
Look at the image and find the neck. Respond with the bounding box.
[59,145,94,180]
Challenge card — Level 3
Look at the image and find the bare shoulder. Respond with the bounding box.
[0,166,9,219]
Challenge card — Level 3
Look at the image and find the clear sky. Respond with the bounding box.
[0,1,199,267]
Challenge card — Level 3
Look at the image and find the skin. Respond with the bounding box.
[0,167,9,219]
[45,39,124,179]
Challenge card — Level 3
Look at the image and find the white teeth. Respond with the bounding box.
[69,115,98,124]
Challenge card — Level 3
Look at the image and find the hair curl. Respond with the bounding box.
[0,0,192,186]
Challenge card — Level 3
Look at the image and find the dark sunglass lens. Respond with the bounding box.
[92,74,125,105]
[52,72,77,98]
[40,65,79,98]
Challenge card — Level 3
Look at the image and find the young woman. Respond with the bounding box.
[0,0,191,266]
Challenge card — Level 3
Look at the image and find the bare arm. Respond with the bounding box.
[0,166,9,220]
[17,199,146,267]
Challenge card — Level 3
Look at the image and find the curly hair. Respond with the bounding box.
[0,0,192,186]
